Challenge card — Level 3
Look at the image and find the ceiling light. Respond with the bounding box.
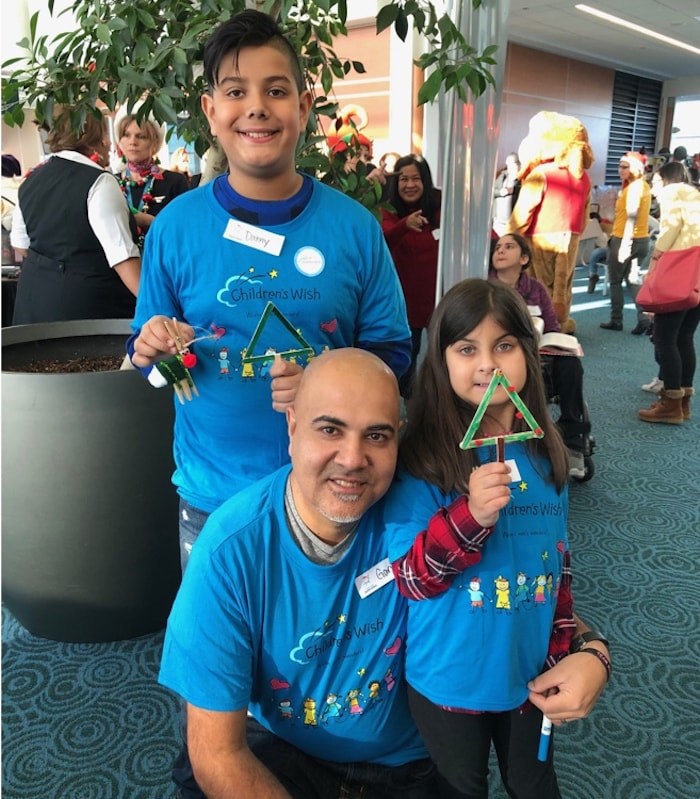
[575,4,700,56]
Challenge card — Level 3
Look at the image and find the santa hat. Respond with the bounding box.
[326,104,373,157]
[620,151,646,176]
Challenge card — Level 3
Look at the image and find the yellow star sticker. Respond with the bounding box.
[357,667,366,677]
[269,269,279,279]
[519,480,528,492]
[542,551,549,561]
[248,267,255,273]
[337,614,347,624]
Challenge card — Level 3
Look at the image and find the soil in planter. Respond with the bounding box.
[3,355,125,373]
[2,334,128,374]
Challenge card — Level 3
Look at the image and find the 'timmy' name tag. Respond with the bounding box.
[223,219,285,256]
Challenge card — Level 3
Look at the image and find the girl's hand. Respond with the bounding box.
[467,462,512,527]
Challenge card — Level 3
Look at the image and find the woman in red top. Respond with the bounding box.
[381,155,441,397]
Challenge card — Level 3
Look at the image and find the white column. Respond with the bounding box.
[436,0,511,296]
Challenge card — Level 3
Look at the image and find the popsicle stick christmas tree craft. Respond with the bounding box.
[459,369,544,459]
[242,301,314,365]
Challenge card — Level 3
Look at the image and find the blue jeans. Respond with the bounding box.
[587,246,608,277]
[178,498,210,574]
[175,718,437,798]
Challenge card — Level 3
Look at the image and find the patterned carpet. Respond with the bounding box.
[2,269,699,798]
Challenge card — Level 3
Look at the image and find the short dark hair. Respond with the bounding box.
[658,161,687,185]
[2,154,21,177]
[672,146,688,161]
[400,279,569,494]
[203,9,304,93]
[387,154,440,221]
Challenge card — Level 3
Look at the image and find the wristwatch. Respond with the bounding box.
[570,629,609,653]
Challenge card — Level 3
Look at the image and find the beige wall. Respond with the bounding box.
[497,43,615,187]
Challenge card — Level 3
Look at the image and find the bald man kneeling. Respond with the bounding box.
[158,349,437,799]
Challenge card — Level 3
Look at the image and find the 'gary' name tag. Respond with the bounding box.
[223,219,285,256]
[355,557,395,598]
[505,458,522,483]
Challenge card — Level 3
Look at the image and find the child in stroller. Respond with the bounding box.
[490,233,594,481]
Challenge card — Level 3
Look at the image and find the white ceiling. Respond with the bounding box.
[507,0,700,86]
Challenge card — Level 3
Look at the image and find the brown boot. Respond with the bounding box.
[638,389,684,424]
[681,387,694,420]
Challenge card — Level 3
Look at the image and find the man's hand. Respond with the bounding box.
[269,354,304,413]
[131,315,195,368]
[189,706,292,799]
[527,649,608,725]
[467,462,512,528]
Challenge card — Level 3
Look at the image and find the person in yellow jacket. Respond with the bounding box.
[600,152,651,331]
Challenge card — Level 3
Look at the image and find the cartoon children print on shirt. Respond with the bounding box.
[267,609,402,728]
[455,543,566,616]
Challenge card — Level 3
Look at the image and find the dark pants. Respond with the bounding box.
[652,305,700,390]
[407,687,560,799]
[542,355,590,452]
[399,327,425,398]
[175,718,437,799]
[607,236,650,325]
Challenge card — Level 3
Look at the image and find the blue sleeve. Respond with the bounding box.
[358,338,412,379]
[124,332,154,380]
[131,206,185,334]
[354,212,411,378]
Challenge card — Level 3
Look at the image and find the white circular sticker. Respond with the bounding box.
[294,246,325,277]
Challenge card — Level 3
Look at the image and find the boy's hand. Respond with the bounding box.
[132,315,195,368]
[467,461,512,528]
[270,354,304,413]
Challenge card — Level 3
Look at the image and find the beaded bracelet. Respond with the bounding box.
[580,647,612,682]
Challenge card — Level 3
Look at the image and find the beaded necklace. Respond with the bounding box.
[118,158,163,247]
[118,158,163,214]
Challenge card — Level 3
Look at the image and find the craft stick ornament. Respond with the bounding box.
[459,369,544,456]
[147,319,212,404]
[242,301,314,365]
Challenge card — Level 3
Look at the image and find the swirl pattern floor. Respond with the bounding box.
[3,273,699,798]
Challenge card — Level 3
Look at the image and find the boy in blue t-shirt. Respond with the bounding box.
[127,9,411,567]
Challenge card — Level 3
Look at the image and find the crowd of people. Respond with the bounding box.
[5,7,700,797]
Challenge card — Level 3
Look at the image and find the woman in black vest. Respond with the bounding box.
[11,108,140,325]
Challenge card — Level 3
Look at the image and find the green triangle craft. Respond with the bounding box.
[459,369,544,458]
[241,301,315,365]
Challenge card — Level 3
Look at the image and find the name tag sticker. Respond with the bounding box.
[223,219,285,256]
[355,557,395,598]
[505,458,522,483]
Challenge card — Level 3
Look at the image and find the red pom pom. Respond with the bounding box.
[182,352,197,369]
[515,411,523,419]
[507,385,515,392]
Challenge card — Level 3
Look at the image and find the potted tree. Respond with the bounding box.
[2,319,181,642]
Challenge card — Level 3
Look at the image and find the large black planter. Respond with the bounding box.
[2,319,181,642]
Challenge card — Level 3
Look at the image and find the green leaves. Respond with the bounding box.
[1,0,499,207]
